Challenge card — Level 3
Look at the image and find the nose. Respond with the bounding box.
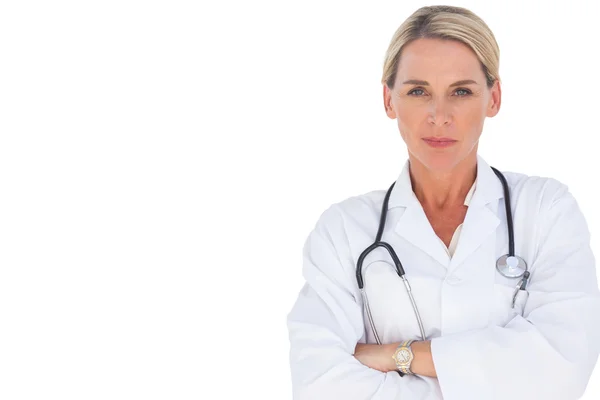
[427,99,452,126]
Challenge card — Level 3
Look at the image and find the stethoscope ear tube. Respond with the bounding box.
[360,289,381,345]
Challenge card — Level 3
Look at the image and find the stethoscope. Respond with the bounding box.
[356,166,530,344]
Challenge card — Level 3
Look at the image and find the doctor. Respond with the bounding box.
[287,5,600,400]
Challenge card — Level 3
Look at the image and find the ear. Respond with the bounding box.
[383,84,397,119]
[486,80,501,117]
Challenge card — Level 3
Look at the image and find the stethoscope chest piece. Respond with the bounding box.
[496,254,527,278]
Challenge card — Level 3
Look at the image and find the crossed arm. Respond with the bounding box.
[354,341,436,378]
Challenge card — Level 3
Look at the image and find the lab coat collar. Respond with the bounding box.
[387,154,503,209]
[389,154,503,269]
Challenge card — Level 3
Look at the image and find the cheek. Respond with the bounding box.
[397,101,423,122]
[396,105,425,139]
[455,107,486,137]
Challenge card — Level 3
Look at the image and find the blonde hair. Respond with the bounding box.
[382,5,500,89]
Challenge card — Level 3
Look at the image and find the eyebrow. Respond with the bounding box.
[402,79,478,87]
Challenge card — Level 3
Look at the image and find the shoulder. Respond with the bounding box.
[313,188,386,230]
[496,168,590,239]
[496,168,572,210]
[306,187,388,259]
[303,188,389,287]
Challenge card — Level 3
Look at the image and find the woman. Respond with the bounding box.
[286,5,600,400]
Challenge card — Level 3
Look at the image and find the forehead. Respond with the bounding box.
[396,38,484,82]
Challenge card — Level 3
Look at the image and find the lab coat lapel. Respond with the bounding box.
[448,155,503,271]
[394,205,452,267]
[389,160,452,268]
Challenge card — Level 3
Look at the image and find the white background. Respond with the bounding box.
[1,0,599,398]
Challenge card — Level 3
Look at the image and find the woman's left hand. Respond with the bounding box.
[354,343,396,373]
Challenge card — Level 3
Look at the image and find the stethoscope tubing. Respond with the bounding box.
[356,166,527,344]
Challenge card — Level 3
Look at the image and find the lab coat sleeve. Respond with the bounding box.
[431,182,600,400]
[287,206,441,400]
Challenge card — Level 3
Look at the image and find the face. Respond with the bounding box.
[383,38,501,172]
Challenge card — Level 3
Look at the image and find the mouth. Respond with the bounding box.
[422,137,458,148]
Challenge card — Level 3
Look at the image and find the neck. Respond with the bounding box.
[408,152,478,211]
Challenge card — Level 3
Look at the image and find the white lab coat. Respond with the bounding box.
[286,155,600,400]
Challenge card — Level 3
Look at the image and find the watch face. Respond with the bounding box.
[394,349,411,365]
[396,349,411,363]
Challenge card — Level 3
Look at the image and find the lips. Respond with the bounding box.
[422,137,457,148]
[422,137,457,142]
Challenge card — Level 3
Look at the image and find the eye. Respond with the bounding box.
[407,88,426,96]
[454,88,472,97]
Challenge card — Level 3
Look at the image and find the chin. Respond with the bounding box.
[410,149,465,173]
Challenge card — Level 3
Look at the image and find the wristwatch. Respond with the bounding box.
[392,339,415,375]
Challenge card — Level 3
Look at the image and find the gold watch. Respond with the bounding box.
[392,340,415,375]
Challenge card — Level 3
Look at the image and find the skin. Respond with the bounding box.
[354,37,502,377]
